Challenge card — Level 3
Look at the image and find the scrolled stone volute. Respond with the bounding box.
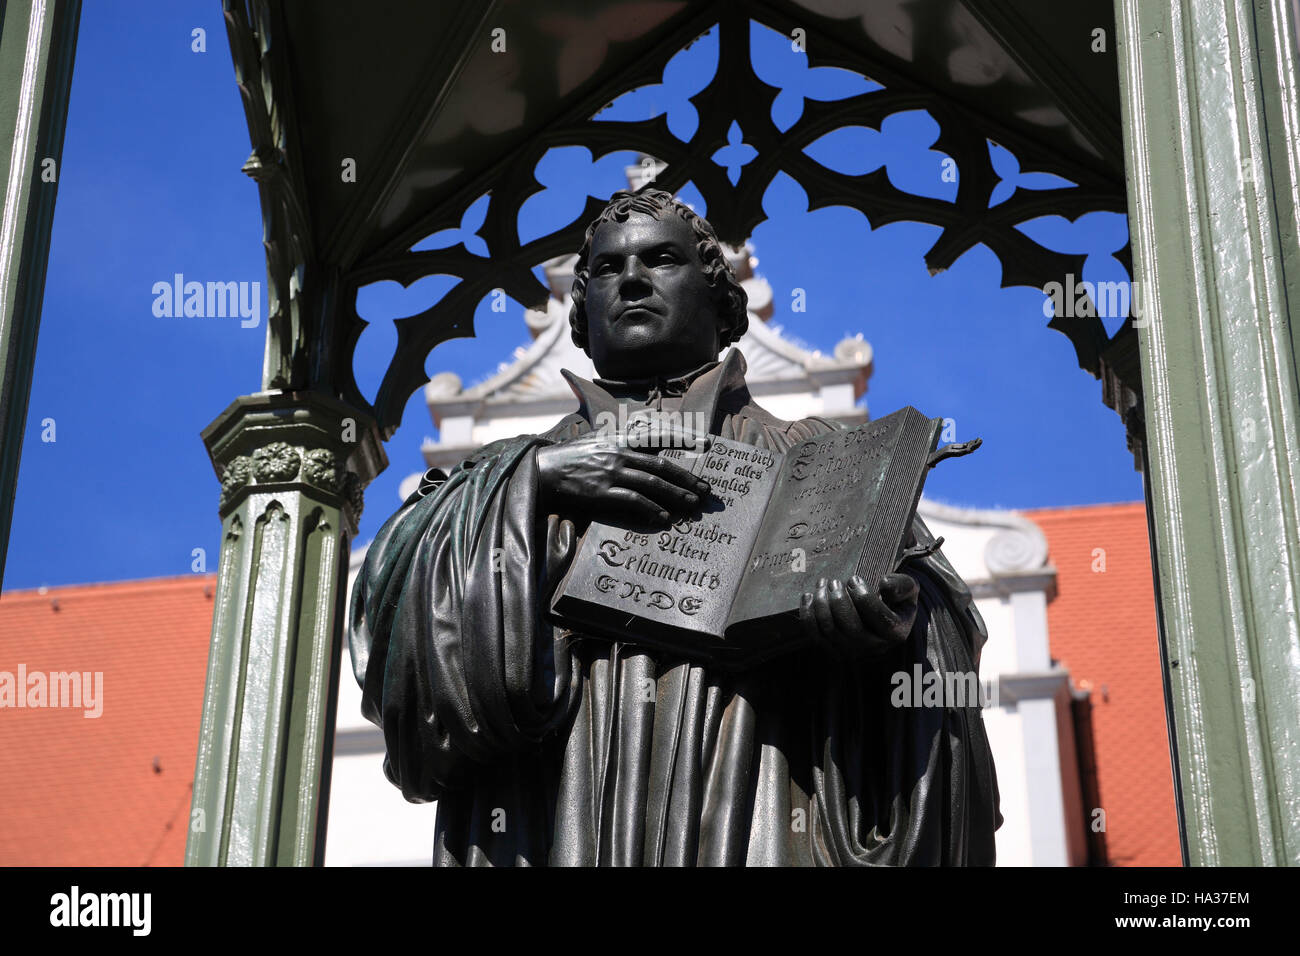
[984,521,1050,576]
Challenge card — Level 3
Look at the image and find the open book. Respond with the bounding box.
[547,406,979,666]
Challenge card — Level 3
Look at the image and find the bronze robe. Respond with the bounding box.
[349,350,1000,865]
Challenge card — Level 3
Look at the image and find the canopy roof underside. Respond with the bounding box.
[273,0,1123,269]
[227,0,1133,439]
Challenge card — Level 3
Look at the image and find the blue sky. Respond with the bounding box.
[3,3,1142,591]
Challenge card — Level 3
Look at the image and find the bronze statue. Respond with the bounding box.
[349,189,1001,865]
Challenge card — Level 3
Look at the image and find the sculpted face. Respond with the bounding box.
[583,212,722,380]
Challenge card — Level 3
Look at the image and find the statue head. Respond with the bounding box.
[570,188,749,380]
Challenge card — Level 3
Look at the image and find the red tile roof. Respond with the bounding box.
[1025,502,1182,866]
[0,576,215,866]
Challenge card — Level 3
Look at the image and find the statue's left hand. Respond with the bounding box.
[799,572,919,659]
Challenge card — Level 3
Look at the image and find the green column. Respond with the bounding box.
[186,390,386,866]
[1114,0,1300,864]
[0,0,80,589]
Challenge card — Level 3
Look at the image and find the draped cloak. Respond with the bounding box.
[349,349,1001,866]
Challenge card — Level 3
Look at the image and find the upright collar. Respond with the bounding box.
[592,359,720,397]
[561,349,750,433]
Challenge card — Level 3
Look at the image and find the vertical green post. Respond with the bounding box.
[1114,0,1300,864]
[186,391,386,866]
[0,0,80,589]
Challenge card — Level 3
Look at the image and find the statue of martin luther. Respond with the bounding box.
[349,188,1001,866]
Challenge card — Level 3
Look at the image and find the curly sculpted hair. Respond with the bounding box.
[569,188,749,354]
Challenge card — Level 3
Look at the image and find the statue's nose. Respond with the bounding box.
[618,257,653,295]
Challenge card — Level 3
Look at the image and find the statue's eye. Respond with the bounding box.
[650,251,678,266]
[594,259,619,276]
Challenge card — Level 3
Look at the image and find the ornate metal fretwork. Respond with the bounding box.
[327,2,1131,435]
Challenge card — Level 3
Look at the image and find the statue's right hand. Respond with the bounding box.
[535,432,712,525]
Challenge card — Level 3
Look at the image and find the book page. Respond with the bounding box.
[727,412,916,631]
[551,437,783,642]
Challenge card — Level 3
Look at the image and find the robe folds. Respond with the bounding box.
[349,349,1001,866]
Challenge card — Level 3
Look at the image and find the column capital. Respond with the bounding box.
[201,389,387,536]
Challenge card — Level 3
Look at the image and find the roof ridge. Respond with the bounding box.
[1022,500,1144,516]
[1,574,217,601]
